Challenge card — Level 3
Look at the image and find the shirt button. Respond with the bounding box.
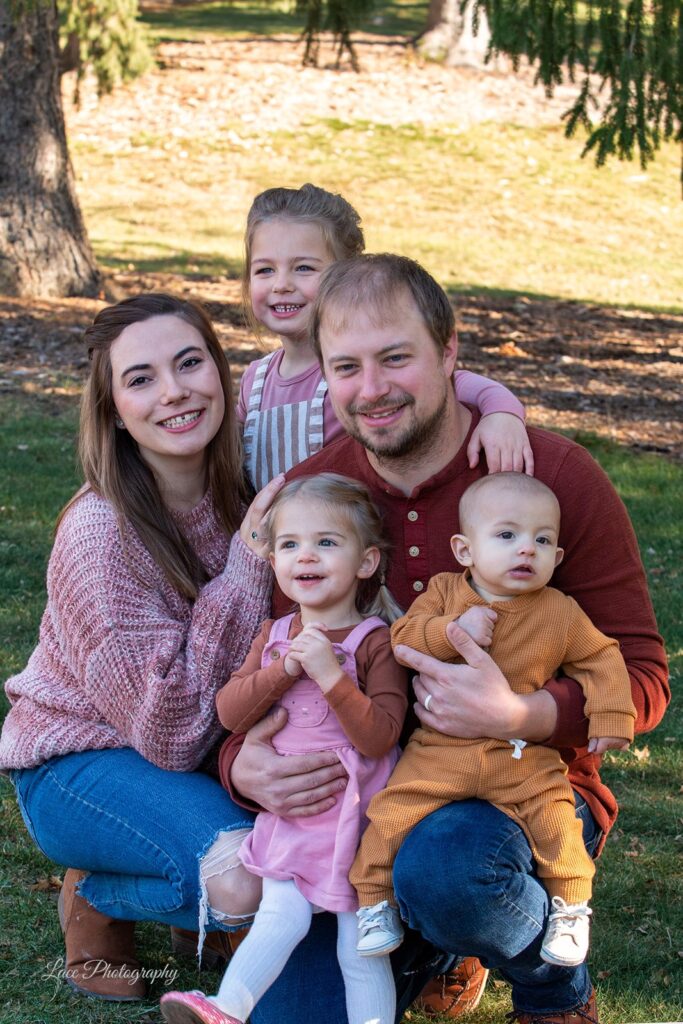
[336,653,345,665]
[407,510,418,522]
[409,546,420,557]
[271,650,280,660]
[413,581,424,592]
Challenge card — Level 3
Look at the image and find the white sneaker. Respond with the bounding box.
[540,897,592,966]
[356,900,404,957]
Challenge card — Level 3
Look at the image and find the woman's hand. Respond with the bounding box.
[231,708,349,817]
[467,412,535,476]
[240,474,286,558]
[396,624,558,742]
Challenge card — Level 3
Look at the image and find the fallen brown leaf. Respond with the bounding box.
[29,874,63,892]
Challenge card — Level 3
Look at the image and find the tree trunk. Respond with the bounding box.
[0,0,101,297]
[417,0,491,68]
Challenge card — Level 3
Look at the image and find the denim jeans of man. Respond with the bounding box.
[249,795,601,1024]
[11,747,254,930]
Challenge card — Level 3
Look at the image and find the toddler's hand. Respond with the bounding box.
[284,652,303,677]
[467,413,534,476]
[588,736,630,754]
[287,624,344,693]
[454,606,497,647]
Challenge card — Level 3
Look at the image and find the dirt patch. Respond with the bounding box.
[2,272,681,460]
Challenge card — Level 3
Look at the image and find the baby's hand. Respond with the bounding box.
[588,737,631,754]
[287,624,344,693]
[467,412,534,476]
[454,606,497,647]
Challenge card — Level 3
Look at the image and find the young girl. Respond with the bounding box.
[237,183,534,490]
[160,474,409,1024]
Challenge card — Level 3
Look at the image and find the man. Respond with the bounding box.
[225,254,669,1024]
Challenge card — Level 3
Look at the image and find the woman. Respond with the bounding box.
[0,294,282,1001]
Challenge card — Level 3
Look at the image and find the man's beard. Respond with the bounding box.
[345,389,449,464]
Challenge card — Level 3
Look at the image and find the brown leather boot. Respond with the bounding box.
[170,924,251,969]
[414,956,489,1017]
[58,869,146,1001]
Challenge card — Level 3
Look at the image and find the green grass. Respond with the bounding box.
[72,119,683,313]
[139,0,429,42]
[1,392,681,1023]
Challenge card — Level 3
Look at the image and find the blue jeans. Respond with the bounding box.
[11,748,254,930]
[250,794,601,1024]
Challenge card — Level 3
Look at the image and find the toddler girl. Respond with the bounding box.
[238,183,533,490]
[161,473,409,1024]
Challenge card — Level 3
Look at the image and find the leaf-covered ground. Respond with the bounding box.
[1,274,681,460]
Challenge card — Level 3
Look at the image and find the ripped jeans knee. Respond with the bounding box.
[198,828,262,955]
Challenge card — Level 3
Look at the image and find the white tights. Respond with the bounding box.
[212,877,395,1024]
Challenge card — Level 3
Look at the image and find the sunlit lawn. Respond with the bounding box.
[58,0,677,310]
[139,0,430,41]
[71,118,683,311]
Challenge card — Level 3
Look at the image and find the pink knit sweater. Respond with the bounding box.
[0,488,273,772]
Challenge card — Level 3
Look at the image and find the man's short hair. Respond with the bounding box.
[309,253,455,360]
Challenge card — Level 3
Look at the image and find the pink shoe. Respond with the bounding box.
[160,989,242,1024]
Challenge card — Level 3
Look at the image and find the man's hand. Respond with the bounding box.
[230,707,348,817]
[588,736,630,754]
[395,624,558,743]
[455,606,497,647]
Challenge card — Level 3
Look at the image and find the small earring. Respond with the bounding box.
[115,415,125,429]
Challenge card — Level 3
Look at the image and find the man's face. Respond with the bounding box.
[319,292,458,462]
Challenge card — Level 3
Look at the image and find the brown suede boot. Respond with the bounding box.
[170,924,251,969]
[58,869,146,1001]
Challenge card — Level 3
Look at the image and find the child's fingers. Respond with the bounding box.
[589,737,630,754]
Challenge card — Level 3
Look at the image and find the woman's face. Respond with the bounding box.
[110,314,225,479]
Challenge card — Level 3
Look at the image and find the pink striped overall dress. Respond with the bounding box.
[242,352,328,492]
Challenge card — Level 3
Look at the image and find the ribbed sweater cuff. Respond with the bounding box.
[588,712,635,742]
[226,533,273,595]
